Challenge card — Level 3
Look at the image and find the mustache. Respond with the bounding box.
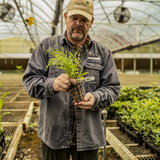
[72,25,84,31]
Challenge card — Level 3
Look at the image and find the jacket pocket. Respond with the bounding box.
[83,62,103,92]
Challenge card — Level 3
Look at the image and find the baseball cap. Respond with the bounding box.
[67,0,93,21]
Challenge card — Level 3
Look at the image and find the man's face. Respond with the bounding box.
[64,13,94,42]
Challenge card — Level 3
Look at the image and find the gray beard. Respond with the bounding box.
[69,26,86,41]
[69,32,85,42]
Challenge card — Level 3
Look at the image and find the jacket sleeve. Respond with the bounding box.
[23,39,57,99]
[91,48,121,111]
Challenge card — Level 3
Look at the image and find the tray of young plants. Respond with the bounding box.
[109,85,160,158]
[106,85,160,120]
[0,82,11,157]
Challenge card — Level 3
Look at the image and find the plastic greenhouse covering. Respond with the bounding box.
[0,0,160,53]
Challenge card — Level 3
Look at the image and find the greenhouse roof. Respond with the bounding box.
[0,0,160,53]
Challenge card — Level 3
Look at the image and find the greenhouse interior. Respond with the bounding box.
[0,0,160,160]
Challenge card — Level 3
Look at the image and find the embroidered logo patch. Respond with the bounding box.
[75,0,87,6]
[88,52,94,55]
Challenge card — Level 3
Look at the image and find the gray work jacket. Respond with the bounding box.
[23,33,120,151]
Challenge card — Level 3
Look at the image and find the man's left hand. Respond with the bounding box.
[73,92,95,109]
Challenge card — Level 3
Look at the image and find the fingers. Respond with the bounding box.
[73,93,95,110]
[84,93,93,102]
[53,74,77,92]
[53,74,72,92]
[69,77,76,85]
[73,102,92,109]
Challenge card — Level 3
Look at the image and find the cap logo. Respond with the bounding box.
[74,0,90,7]
[75,2,87,7]
[67,0,93,21]
[86,1,89,5]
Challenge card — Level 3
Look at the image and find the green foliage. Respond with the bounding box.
[152,129,160,146]
[29,122,38,128]
[5,136,12,144]
[110,85,160,146]
[0,82,11,135]
[109,85,160,111]
[46,47,88,80]
[0,92,10,100]
[116,97,160,144]
[15,65,24,74]
[117,86,160,102]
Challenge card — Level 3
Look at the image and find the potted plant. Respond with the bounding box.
[151,129,160,157]
[46,47,89,102]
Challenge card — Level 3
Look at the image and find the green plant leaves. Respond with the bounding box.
[46,47,88,79]
[1,112,11,117]
[0,91,10,100]
[0,81,11,135]
[0,100,3,109]
[0,81,4,87]
[153,129,160,134]
[81,72,88,76]
[110,85,160,146]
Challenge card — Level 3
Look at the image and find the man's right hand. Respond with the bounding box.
[53,74,76,92]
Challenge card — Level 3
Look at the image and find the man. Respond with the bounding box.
[23,0,120,160]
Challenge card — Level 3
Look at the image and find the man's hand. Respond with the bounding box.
[53,74,76,92]
[73,92,95,109]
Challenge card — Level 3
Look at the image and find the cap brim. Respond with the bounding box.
[67,10,92,21]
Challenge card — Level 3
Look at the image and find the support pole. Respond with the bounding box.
[121,51,124,73]
[134,48,137,74]
[52,0,64,36]
[150,44,153,74]
[136,24,139,42]
[60,1,63,34]
[101,109,108,160]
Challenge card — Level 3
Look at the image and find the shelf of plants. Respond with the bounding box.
[0,85,24,102]
[0,81,34,159]
[14,90,38,102]
[0,124,23,160]
[2,101,34,130]
[106,127,157,160]
[106,86,160,160]
[2,101,31,109]
[0,83,37,102]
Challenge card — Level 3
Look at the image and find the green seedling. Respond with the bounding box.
[0,82,11,135]
[152,128,160,146]
[29,122,38,128]
[15,65,24,74]
[46,47,88,80]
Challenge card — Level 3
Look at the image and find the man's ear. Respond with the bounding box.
[64,12,67,24]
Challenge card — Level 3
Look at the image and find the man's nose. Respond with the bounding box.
[76,19,82,25]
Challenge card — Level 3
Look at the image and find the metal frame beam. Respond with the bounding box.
[98,0,111,23]
[111,35,160,53]
[29,0,40,43]
[52,0,64,35]
[13,0,36,47]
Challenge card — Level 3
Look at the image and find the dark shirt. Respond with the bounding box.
[23,32,121,151]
